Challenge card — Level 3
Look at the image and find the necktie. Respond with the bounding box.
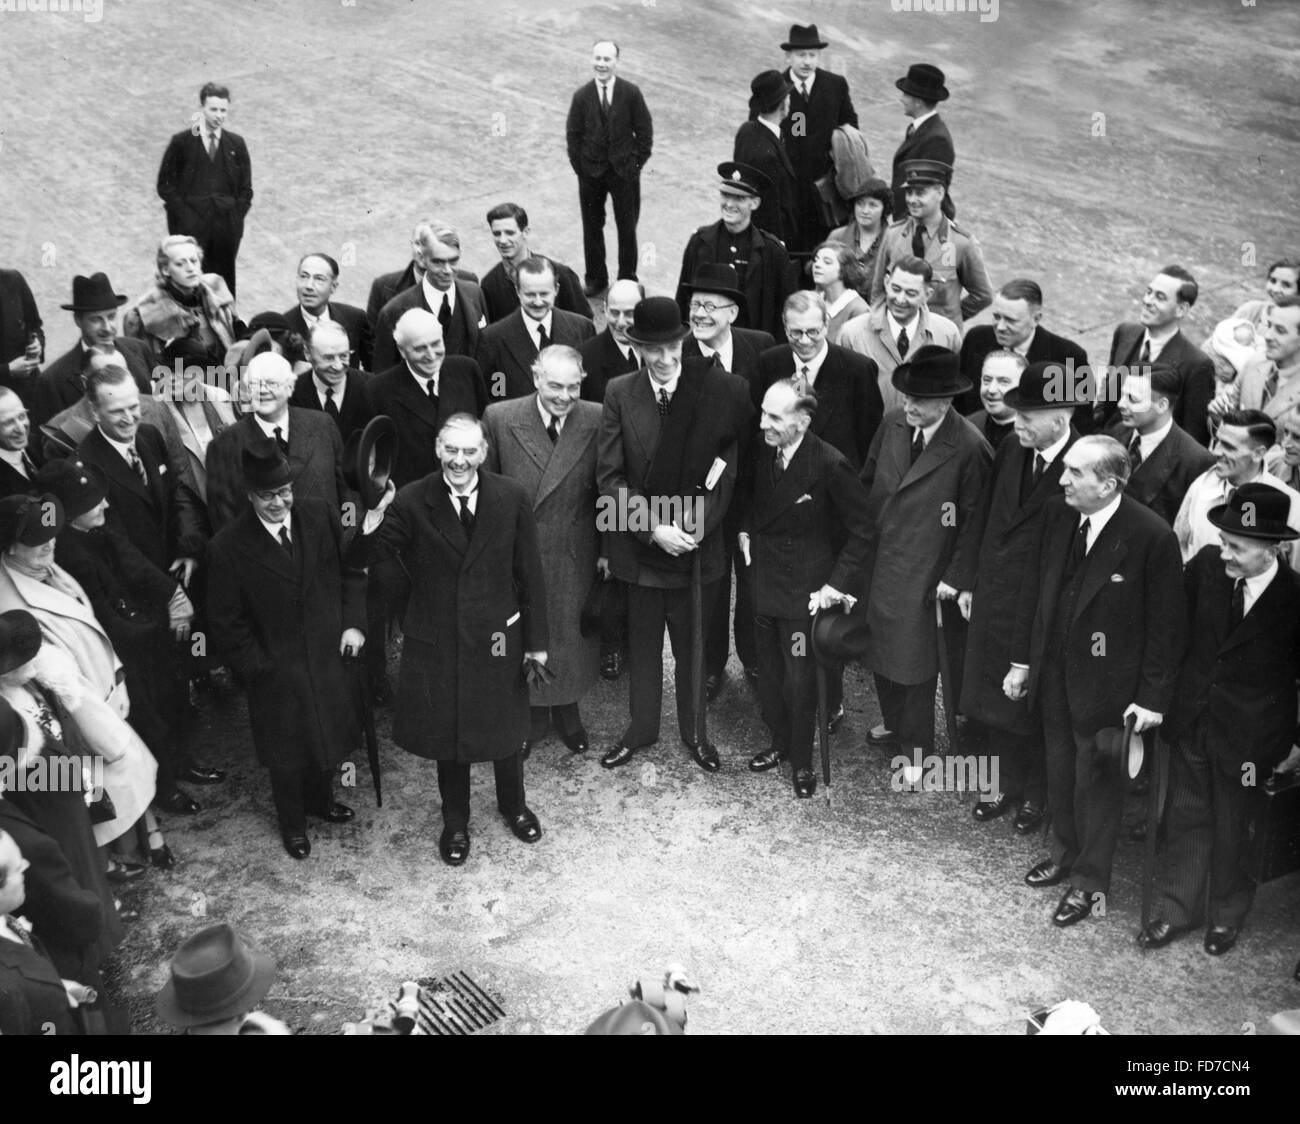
[127,442,147,485]
[910,428,924,465]
[5,917,33,948]
[426,379,437,403]
[537,322,550,351]
[800,363,811,386]
[438,293,452,331]
[273,425,288,453]
[1129,433,1143,470]
[457,494,474,536]
[324,387,340,423]
[1021,451,1043,504]
[896,325,910,357]
[1033,452,1046,486]
[773,449,785,481]
[911,223,926,259]
[906,122,916,138]
[800,82,810,99]
[1070,517,1090,571]
[658,388,671,418]
[19,452,34,479]
[600,83,610,114]
[1262,365,1279,407]
[1139,338,1151,365]
[1229,577,1245,629]
[278,525,293,557]
[546,416,559,444]
[207,134,217,160]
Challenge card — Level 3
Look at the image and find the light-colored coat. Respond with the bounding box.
[839,300,961,413]
[484,395,601,705]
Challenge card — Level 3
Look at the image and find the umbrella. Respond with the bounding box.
[1139,716,1169,931]
[934,597,959,759]
[346,654,382,807]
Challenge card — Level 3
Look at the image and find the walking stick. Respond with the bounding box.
[816,644,832,803]
[691,548,707,749]
[1139,716,1167,931]
[933,597,960,760]
[346,654,382,807]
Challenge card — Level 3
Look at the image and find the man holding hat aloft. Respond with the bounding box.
[891,63,957,219]
[207,440,365,859]
[734,71,799,249]
[676,162,795,342]
[1139,482,1300,957]
[872,158,991,330]
[860,345,991,765]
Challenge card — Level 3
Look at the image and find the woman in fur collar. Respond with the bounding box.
[122,235,239,367]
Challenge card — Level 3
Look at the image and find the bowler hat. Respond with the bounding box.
[1002,360,1088,412]
[60,272,128,313]
[716,161,772,199]
[899,159,953,189]
[896,62,949,102]
[0,493,64,550]
[1207,481,1300,542]
[241,438,300,492]
[811,607,870,664]
[580,575,624,639]
[891,344,970,398]
[583,999,682,1036]
[31,459,108,522]
[681,263,747,312]
[341,415,399,510]
[154,923,276,1028]
[0,609,44,676]
[781,23,828,50]
[625,297,691,346]
[1095,714,1145,785]
[749,69,795,115]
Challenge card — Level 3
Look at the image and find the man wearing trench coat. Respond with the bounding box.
[483,345,602,754]
[349,414,550,867]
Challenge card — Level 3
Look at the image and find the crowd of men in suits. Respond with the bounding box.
[3,24,1300,1034]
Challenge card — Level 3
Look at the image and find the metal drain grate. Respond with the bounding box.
[386,972,506,1035]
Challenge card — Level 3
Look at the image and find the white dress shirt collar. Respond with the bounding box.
[256,510,290,543]
[1080,492,1123,550]
[253,413,288,441]
[909,109,938,132]
[1241,558,1279,618]
[648,371,680,401]
[698,333,735,372]
[537,395,564,435]
[0,447,30,476]
[1136,415,1174,460]
[406,364,437,398]
[1038,427,1071,466]
[313,374,344,409]
[424,275,455,315]
[792,343,830,386]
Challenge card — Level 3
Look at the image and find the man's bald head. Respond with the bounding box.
[395,307,446,380]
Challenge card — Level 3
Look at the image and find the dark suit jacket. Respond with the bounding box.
[0,453,38,497]
[1020,495,1187,735]
[1171,547,1300,774]
[579,329,640,403]
[566,78,653,180]
[33,336,155,428]
[758,343,883,469]
[0,928,80,1036]
[282,301,373,371]
[290,368,374,444]
[778,68,857,183]
[1106,419,1215,527]
[677,221,795,342]
[476,309,596,402]
[371,277,486,371]
[366,262,481,330]
[75,423,206,571]
[957,323,1092,431]
[156,129,253,231]
[733,120,798,245]
[204,410,345,534]
[364,358,488,487]
[967,408,1016,449]
[480,259,594,324]
[743,432,871,620]
[684,326,776,410]
[0,268,43,398]
[890,113,955,214]
[1105,324,1217,446]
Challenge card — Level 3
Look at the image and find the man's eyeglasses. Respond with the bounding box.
[688,300,735,314]
[253,486,293,502]
[785,326,826,340]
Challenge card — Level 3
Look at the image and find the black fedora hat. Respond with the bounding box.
[60,272,128,313]
[811,607,870,664]
[1208,481,1300,542]
[31,459,108,522]
[241,438,300,492]
[896,62,949,102]
[781,23,828,50]
[716,161,772,199]
[154,923,276,1029]
[891,344,970,398]
[682,263,747,312]
[341,415,399,510]
[625,297,691,346]
[0,493,64,550]
[0,609,43,676]
[749,69,795,114]
[1002,360,1088,412]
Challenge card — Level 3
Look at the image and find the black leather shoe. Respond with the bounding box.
[600,652,624,680]
[559,726,589,753]
[972,793,1015,822]
[282,833,311,860]
[601,743,640,769]
[865,724,898,749]
[313,802,355,824]
[1137,919,1187,950]
[177,765,226,785]
[150,845,176,870]
[749,748,785,773]
[157,789,202,815]
[826,705,845,733]
[687,741,720,773]
[506,808,542,844]
[793,768,816,798]
[705,672,725,702]
[1204,926,1238,956]
[1052,887,1093,927]
[1025,858,1067,887]
[1013,801,1046,834]
[106,859,147,883]
[439,829,470,866]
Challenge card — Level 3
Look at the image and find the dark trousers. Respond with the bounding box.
[269,767,333,835]
[598,578,628,661]
[754,615,817,770]
[530,702,582,739]
[873,672,938,754]
[624,580,720,747]
[173,209,242,296]
[706,538,755,676]
[578,170,641,285]
[1158,721,1257,929]
[436,755,525,833]
[1042,659,1126,894]
[969,721,1046,805]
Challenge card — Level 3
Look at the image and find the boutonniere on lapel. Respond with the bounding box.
[157,465,167,475]
[795,494,812,504]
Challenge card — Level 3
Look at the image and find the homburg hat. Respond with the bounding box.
[154,923,276,1028]
[341,415,399,510]
[895,62,950,102]
[1207,481,1300,542]
[60,272,128,313]
[891,344,970,398]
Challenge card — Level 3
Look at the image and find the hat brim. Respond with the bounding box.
[154,947,275,1028]
[60,295,129,312]
[718,182,761,198]
[682,281,748,312]
[348,415,399,510]
[625,323,692,346]
[811,610,871,663]
[749,79,796,114]
[891,368,971,398]
[1001,388,1080,412]
[782,38,828,50]
[1206,503,1300,541]
[895,77,950,101]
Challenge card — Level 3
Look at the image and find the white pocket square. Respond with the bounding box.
[506,611,521,626]
[157,465,167,475]
[1109,574,1124,582]
[795,494,812,504]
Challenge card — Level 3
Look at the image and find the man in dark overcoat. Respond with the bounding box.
[734,71,798,248]
[207,441,365,859]
[349,415,549,867]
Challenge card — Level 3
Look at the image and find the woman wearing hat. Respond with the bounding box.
[809,241,870,344]
[123,235,239,368]
[827,178,892,294]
